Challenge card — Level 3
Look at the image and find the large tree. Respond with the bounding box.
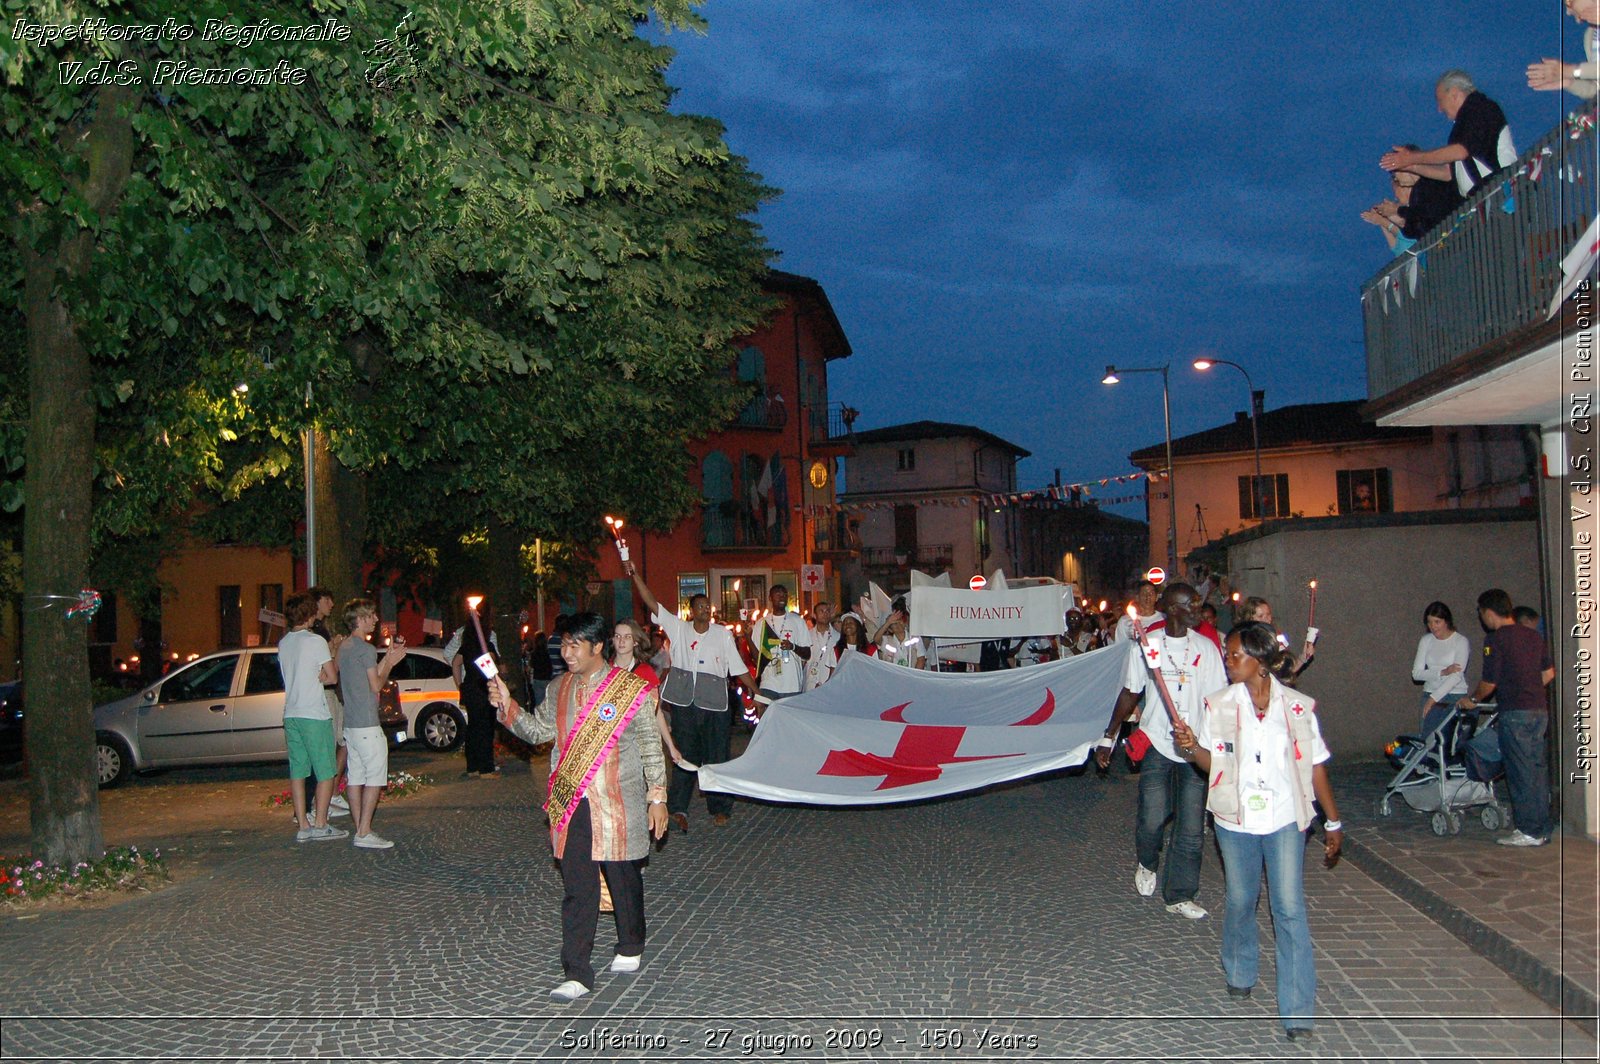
[3,0,771,864]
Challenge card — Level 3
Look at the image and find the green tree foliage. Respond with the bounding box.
[1,0,771,864]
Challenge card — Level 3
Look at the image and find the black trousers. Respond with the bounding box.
[666,702,732,816]
[463,688,496,774]
[560,797,645,989]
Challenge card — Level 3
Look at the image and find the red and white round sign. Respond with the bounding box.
[1146,566,1167,585]
[969,575,988,591]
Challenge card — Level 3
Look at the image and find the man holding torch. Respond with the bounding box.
[1094,583,1226,919]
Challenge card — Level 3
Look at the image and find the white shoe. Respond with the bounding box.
[308,824,349,842]
[1497,830,1549,847]
[1134,864,1157,897]
[1166,900,1209,920]
[610,954,641,974]
[330,793,350,811]
[353,833,394,849]
[295,826,316,843]
[549,979,590,1003]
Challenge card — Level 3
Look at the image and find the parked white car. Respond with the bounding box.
[380,647,469,753]
[92,647,405,787]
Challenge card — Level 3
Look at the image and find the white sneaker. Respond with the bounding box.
[295,826,316,843]
[1134,864,1157,897]
[330,793,350,811]
[1497,830,1549,847]
[1166,900,1209,920]
[610,954,641,974]
[549,979,590,1003]
[353,833,394,850]
[309,824,349,842]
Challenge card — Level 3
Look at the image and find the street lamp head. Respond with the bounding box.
[1191,358,1214,371]
[1100,365,1120,385]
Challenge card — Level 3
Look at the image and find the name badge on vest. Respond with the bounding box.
[1240,786,1276,831]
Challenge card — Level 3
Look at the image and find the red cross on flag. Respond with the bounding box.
[697,648,1129,805]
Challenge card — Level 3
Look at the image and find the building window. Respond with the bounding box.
[1238,474,1290,519]
[218,585,243,648]
[702,451,734,547]
[1337,468,1392,514]
[896,448,916,471]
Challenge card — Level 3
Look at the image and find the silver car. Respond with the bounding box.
[91,646,405,787]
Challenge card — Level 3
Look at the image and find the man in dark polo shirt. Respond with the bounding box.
[1459,589,1555,846]
[1380,70,1517,199]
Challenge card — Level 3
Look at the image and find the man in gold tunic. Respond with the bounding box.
[490,612,668,1003]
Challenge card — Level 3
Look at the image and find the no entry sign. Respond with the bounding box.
[969,574,988,591]
[1146,566,1167,585]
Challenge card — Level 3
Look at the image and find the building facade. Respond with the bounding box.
[840,421,1027,596]
[1128,400,1533,567]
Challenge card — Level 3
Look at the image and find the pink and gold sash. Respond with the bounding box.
[546,667,652,836]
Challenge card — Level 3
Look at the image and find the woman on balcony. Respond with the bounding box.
[1361,149,1460,255]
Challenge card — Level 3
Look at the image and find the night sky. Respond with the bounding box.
[651,2,1586,515]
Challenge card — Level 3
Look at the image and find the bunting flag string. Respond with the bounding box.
[828,469,1167,514]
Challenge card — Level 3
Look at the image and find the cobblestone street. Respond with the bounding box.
[1,751,1595,1062]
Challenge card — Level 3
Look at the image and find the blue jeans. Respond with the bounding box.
[1498,710,1551,838]
[1135,753,1206,905]
[1215,823,1316,1031]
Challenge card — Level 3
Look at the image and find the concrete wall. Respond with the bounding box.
[1222,513,1541,760]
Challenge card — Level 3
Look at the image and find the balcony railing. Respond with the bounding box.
[701,507,792,551]
[808,401,857,445]
[812,512,858,554]
[733,390,788,430]
[1362,104,1597,404]
[863,543,954,571]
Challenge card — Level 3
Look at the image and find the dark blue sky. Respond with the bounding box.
[652,2,1583,513]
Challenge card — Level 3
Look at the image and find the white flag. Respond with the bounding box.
[698,647,1129,805]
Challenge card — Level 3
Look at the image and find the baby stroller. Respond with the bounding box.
[1379,700,1506,836]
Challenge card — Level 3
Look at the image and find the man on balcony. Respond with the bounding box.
[1380,70,1517,199]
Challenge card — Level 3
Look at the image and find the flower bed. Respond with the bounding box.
[263,771,433,809]
[2,845,169,906]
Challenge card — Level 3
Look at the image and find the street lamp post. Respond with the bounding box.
[1101,363,1177,574]
[1192,357,1263,521]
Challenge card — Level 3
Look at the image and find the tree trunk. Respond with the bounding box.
[21,84,139,865]
[487,515,525,701]
[311,431,367,607]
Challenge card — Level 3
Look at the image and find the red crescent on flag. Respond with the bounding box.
[879,701,912,723]
[1009,688,1055,726]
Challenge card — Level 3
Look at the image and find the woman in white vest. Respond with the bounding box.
[1170,622,1344,1044]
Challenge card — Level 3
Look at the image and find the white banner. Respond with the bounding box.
[698,646,1128,805]
[908,584,1072,638]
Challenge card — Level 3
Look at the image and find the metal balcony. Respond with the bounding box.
[1362,104,1596,407]
[733,390,788,430]
[862,543,954,571]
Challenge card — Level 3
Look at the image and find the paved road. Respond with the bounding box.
[1,753,1594,1062]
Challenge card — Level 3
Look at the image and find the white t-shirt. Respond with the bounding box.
[278,628,332,720]
[1412,630,1471,701]
[1121,630,1226,763]
[653,605,747,679]
[805,625,840,691]
[1196,682,1331,835]
[1114,611,1164,644]
[755,611,813,695]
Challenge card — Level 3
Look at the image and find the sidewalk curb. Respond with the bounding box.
[1343,834,1598,1035]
